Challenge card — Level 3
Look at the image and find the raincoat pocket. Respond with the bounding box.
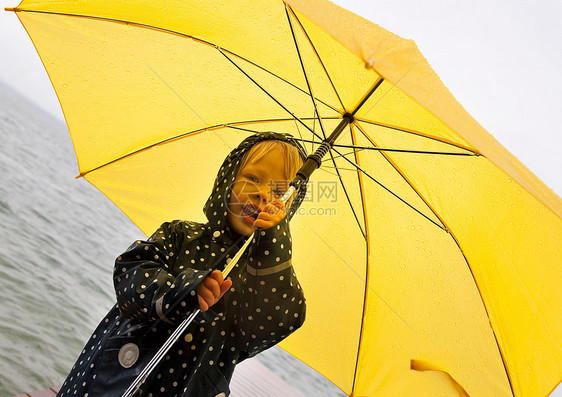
[89,334,160,396]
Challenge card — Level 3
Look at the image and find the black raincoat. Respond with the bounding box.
[57,132,308,397]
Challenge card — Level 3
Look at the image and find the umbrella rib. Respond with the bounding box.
[217,48,330,144]
[348,123,374,395]
[320,165,362,173]
[147,65,237,152]
[313,162,377,181]
[317,144,476,158]
[285,5,347,112]
[329,145,447,231]
[11,8,343,117]
[292,117,312,153]
[356,118,480,155]
[304,223,412,331]
[356,64,414,119]
[354,121,450,229]
[285,4,328,141]
[216,47,342,117]
[77,118,322,177]
[324,126,367,239]
[353,122,517,395]
[226,121,332,157]
[322,147,475,174]
[311,117,318,151]
[295,138,477,157]
[148,65,209,127]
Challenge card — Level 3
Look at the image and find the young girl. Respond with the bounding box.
[57,132,308,397]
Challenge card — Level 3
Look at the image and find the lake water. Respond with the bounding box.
[0,83,345,397]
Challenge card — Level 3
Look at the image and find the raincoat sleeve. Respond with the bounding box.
[113,221,210,325]
[240,218,306,357]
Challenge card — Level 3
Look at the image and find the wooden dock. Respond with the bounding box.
[14,386,60,397]
[14,358,305,396]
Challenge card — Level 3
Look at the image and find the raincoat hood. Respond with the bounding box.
[203,132,308,242]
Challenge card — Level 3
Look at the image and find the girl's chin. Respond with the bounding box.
[242,213,256,225]
[231,215,256,236]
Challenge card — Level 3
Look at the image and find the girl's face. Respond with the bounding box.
[226,149,289,236]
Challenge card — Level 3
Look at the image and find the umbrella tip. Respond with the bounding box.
[5,7,18,11]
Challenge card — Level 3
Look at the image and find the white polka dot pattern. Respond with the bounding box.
[58,132,308,397]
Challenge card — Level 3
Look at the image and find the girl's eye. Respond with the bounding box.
[245,175,258,182]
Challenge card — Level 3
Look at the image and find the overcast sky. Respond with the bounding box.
[1,0,561,395]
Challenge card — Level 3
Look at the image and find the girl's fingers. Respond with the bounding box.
[219,279,232,298]
[266,204,280,215]
[253,219,265,229]
[254,206,286,229]
[198,295,209,312]
[260,202,286,219]
[197,271,232,311]
[267,200,285,213]
[207,270,224,285]
[202,275,220,298]
[198,285,215,304]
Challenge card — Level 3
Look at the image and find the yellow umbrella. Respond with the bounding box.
[7,0,562,395]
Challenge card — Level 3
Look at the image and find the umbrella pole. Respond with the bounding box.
[122,234,255,397]
[292,79,383,188]
[291,113,352,191]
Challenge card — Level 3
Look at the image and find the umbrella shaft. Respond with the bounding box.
[122,310,200,397]
[327,113,354,145]
[122,230,258,397]
[294,114,353,185]
[294,76,383,184]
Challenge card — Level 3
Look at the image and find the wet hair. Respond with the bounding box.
[238,139,303,182]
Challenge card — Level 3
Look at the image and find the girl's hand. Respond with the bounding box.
[253,200,287,230]
[197,270,232,312]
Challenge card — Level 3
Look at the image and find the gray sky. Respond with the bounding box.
[1,0,561,395]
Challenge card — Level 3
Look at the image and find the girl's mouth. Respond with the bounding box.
[242,204,261,220]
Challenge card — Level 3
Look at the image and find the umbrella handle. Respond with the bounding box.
[121,231,255,397]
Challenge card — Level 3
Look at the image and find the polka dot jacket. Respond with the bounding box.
[58,132,309,397]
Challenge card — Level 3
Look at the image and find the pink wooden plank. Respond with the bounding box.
[13,385,59,397]
[28,389,57,397]
[16,360,302,397]
[230,359,305,397]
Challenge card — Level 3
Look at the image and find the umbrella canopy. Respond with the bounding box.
[8,0,562,395]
